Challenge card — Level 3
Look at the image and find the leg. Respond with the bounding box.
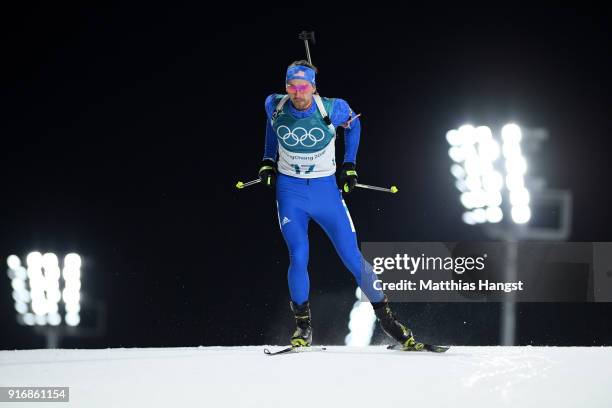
[276,182,311,305]
[309,181,385,303]
[276,176,313,346]
[310,179,422,348]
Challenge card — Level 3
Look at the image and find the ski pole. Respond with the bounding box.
[355,183,399,194]
[237,179,397,193]
[235,178,261,189]
[341,113,361,129]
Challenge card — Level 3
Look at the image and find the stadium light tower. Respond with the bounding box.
[6,252,83,348]
[447,124,530,227]
[446,123,573,345]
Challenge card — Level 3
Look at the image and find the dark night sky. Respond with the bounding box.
[1,6,611,349]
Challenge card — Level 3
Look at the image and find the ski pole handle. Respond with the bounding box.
[236,178,261,189]
[355,183,399,194]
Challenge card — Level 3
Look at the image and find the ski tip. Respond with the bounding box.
[427,345,451,353]
[263,345,327,356]
[387,343,450,353]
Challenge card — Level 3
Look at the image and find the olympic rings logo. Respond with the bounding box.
[277,126,326,147]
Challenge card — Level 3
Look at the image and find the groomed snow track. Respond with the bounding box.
[1,346,611,407]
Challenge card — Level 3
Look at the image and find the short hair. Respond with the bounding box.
[288,60,319,74]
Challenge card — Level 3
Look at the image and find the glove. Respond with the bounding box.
[258,159,277,189]
[339,162,358,194]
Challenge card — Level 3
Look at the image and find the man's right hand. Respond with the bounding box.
[258,159,277,189]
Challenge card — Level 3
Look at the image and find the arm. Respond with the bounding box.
[262,94,279,161]
[343,117,361,164]
[330,98,361,165]
[263,120,278,161]
[259,94,279,189]
[331,98,361,193]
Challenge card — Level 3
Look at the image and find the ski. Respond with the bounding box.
[387,343,450,353]
[263,346,327,356]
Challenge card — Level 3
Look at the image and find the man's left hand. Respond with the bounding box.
[340,162,358,194]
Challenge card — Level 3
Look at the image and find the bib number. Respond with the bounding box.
[292,164,315,175]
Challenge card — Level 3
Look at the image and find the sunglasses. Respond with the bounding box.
[286,83,313,93]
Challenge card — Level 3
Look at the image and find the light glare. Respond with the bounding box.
[511,205,531,224]
[502,123,522,144]
[7,255,21,270]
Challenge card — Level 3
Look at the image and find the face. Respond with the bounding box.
[286,79,316,110]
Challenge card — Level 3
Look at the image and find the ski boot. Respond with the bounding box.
[290,301,312,347]
[372,297,424,351]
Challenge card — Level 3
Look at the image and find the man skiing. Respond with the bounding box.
[259,60,423,351]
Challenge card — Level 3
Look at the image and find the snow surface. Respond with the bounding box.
[1,346,611,407]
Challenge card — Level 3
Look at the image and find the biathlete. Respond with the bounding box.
[258,60,423,350]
